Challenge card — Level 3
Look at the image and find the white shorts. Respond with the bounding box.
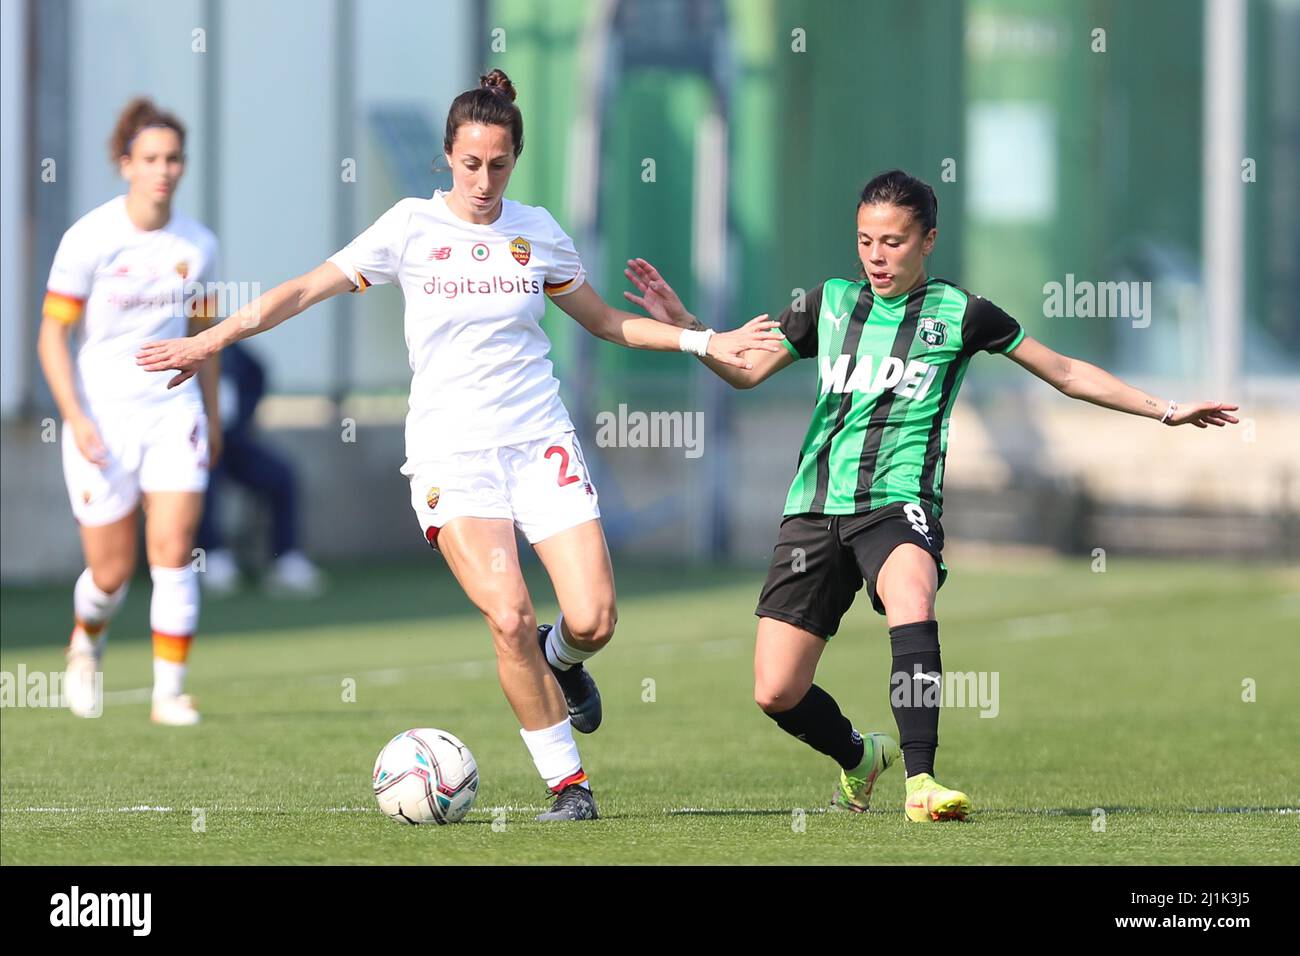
[404,430,601,547]
[62,403,210,527]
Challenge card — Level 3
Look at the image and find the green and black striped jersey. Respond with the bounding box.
[778,276,1024,518]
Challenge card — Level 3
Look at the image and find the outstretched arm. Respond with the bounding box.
[622,257,795,389]
[137,261,354,388]
[550,280,785,371]
[1007,335,1240,428]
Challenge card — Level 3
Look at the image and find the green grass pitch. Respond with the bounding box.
[2,555,1296,864]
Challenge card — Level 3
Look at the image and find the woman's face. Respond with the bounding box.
[856,202,935,297]
[120,127,184,203]
[445,122,517,221]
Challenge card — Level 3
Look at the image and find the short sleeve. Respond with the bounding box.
[962,293,1024,356]
[43,226,98,324]
[542,213,586,297]
[776,282,824,359]
[328,201,409,292]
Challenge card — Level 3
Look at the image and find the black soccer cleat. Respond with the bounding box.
[535,783,599,822]
[537,624,603,733]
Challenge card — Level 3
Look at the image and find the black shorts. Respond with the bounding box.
[754,502,948,639]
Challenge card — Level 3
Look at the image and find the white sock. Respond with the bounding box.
[150,565,199,700]
[150,564,199,635]
[153,658,186,700]
[519,718,589,790]
[544,613,599,671]
[71,568,128,657]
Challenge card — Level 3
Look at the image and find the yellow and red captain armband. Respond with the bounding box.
[352,271,371,293]
[43,290,85,324]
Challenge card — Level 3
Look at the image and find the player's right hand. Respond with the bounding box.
[69,415,108,469]
[707,315,786,368]
[136,335,209,389]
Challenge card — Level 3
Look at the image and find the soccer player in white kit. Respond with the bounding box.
[38,98,222,726]
[138,70,782,819]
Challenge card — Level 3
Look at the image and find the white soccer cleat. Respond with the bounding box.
[265,551,324,598]
[64,652,102,718]
[151,693,201,726]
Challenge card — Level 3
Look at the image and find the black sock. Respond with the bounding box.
[765,684,865,771]
[889,620,941,778]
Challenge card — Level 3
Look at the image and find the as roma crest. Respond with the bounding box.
[509,237,531,266]
[426,486,441,510]
[175,261,190,279]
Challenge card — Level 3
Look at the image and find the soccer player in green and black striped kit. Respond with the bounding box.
[625,169,1239,822]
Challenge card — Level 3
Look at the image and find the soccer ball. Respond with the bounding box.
[372,728,479,825]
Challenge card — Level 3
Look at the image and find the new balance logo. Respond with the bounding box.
[819,355,938,400]
[426,246,452,261]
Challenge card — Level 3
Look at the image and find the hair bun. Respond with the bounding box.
[479,69,517,102]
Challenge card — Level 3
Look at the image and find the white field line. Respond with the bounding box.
[1004,608,1110,641]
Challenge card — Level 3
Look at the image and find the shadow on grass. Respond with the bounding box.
[0,558,766,650]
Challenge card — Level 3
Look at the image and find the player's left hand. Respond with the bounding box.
[1165,401,1240,428]
[136,335,211,389]
[623,258,694,328]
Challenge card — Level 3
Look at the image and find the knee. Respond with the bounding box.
[561,603,617,651]
[92,562,134,594]
[754,679,807,715]
[879,580,934,623]
[147,534,194,569]
[485,605,538,658]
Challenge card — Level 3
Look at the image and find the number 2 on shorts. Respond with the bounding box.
[545,444,580,487]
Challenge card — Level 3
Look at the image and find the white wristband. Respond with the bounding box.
[1160,400,1178,424]
[679,328,715,357]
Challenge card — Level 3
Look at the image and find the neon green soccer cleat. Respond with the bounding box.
[829,732,901,812]
[904,773,971,822]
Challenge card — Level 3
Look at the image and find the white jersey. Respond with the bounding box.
[327,190,585,460]
[44,195,219,414]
